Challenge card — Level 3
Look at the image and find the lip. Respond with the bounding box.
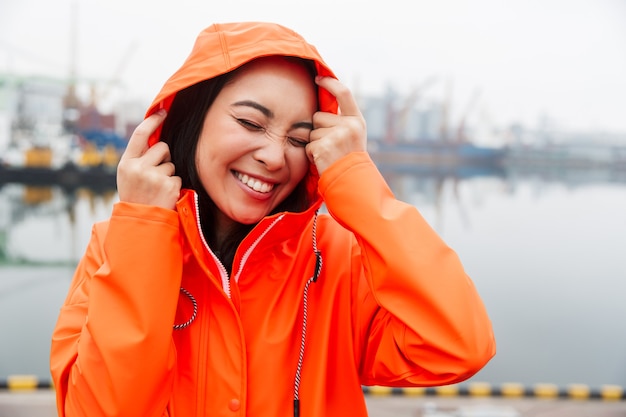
[232,170,278,197]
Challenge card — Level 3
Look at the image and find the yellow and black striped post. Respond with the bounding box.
[1,375,624,401]
[0,375,54,391]
[361,382,626,401]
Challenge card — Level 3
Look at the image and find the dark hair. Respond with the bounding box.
[160,57,316,273]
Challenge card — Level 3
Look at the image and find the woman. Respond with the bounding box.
[50,21,495,417]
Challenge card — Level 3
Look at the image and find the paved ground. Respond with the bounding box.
[2,390,626,416]
[0,391,56,417]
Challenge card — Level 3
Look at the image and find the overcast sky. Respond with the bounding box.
[1,0,625,135]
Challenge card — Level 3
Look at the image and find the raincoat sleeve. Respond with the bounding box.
[50,202,183,417]
[318,151,496,387]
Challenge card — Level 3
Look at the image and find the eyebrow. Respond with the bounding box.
[232,100,314,131]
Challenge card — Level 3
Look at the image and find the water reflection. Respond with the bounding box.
[1,165,626,388]
[0,184,116,265]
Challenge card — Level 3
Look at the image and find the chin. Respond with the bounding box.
[233,212,268,225]
[228,200,278,225]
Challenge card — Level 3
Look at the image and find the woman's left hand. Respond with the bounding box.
[307,76,367,174]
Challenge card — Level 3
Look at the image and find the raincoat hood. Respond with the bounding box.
[145,21,338,210]
[146,22,337,122]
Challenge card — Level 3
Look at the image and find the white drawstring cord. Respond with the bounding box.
[293,210,322,417]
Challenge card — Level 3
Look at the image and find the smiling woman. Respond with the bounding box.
[49,21,495,417]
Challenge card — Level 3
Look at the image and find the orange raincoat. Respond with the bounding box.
[50,22,495,417]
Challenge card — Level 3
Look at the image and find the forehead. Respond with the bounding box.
[217,57,318,113]
[227,56,314,88]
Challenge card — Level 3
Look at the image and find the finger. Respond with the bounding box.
[312,111,338,130]
[121,109,167,160]
[141,141,172,167]
[155,161,176,177]
[315,76,361,117]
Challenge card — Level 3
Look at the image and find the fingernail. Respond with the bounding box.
[156,109,167,117]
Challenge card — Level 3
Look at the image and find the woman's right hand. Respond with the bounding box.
[116,110,182,210]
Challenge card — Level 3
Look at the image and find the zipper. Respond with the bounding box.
[232,214,285,283]
[191,192,323,417]
[194,193,232,298]
[193,193,285,296]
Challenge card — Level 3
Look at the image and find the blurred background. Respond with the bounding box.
[1,0,625,406]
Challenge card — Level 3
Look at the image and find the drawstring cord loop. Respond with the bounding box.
[173,287,198,330]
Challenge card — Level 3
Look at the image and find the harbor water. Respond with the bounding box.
[1,164,626,390]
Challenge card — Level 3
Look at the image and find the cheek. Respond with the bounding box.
[288,150,310,183]
[194,141,210,178]
[194,136,222,188]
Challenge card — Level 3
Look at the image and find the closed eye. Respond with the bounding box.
[288,137,309,148]
[237,118,263,131]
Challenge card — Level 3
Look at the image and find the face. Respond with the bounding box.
[195,57,317,231]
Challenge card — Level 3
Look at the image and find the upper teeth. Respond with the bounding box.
[236,172,274,193]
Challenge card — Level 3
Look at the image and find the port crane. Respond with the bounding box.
[384,76,439,144]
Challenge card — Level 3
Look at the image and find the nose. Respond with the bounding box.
[253,133,287,171]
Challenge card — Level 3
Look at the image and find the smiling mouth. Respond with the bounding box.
[235,171,275,193]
